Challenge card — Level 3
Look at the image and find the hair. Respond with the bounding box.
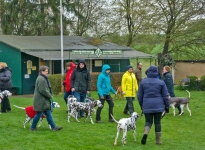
[0,62,8,67]
[39,65,49,72]
[164,65,170,72]
[137,62,142,66]
[66,62,72,67]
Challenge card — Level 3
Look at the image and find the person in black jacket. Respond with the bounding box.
[71,59,91,117]
[162,65,181,115]
[0,62,12,113]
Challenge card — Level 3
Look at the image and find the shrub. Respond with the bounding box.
[200,75,205,91]
[48,72,124,94]
[48,74,64,94]
[187,75,198,91]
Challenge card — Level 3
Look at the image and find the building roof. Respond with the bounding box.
[0,35,154,60]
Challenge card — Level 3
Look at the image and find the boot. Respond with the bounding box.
[155,132,162,145]
[141,126,150,145]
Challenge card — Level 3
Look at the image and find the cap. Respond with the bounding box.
[126,65,133,70]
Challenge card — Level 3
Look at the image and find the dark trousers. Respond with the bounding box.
[144,112,162,132]
[96,94,114,121]
[123,97,135,114]
[0,89,11,112]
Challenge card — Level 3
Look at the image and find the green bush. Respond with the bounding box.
[48,74,64,94]
[187,75,198,91]
[200,75,205,91]
[48,72,124,94]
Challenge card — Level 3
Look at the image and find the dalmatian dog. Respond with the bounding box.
[111,112,139,146]
[85,96,96,114]
[0,90,12,103]
[13,102,60,128]
[168,90,191,116]
[68,99,103,124]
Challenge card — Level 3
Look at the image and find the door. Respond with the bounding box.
[21,53,39,94]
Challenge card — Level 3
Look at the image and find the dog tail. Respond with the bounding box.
[110,114,119,124]
[13,105,25,110]
[186,90,191,99]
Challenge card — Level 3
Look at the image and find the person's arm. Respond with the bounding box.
[70,70,76,90]
[97,75,103,97]
[0,70,11,81]
[121,74,126,94]
[137,82,144,108]
[162,83,170,109]
[87,71,91,92]
[38,78,52,99]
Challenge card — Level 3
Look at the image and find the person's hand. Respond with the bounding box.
[100,96,104,100]
[71,88,75,92]
[87,91,90,94]
[165,107,169,113]
[123,92,126,95]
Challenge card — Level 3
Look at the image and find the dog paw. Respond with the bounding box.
[114,143,117,146]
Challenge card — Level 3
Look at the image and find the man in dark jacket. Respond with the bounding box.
[71,59,91,117]
[134,62,143,86]
[138,66,169,145]
[162,65,181,114]
[0,62,12,113]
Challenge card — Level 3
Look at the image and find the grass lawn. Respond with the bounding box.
[0,90,205,150]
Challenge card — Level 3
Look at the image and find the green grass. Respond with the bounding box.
[1,90,205,150]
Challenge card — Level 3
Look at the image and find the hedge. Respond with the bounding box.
[48,72,124,94]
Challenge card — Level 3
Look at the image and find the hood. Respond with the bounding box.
[77,59,87,71]
[102,64,111,75]
[147,66,159,78]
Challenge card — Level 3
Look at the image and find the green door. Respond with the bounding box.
[21,53,39,94]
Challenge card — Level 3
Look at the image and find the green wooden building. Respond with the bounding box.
[0,35,153,94]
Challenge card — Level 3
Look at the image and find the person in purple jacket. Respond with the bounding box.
[137,66,170,145]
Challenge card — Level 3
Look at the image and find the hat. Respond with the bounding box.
[126,65,133,70]
[137,62,143,66]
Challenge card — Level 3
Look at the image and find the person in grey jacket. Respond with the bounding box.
[71,59,91,117]
[138,66,169,145]
[30,66,62,131]
[0,62,12,113]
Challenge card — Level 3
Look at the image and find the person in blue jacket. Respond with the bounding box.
[96,64,116,123]
[138,66,170,145]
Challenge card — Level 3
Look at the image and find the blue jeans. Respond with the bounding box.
[31,110,56,129]
[64,91,73,104]
[73,91,86,116]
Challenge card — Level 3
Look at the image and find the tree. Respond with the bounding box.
[149,0,205,59]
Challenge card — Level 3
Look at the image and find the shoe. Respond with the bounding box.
[109,119,115,122]
[52,126,63,131]
[96,120,104,123]
[30,128,37,131]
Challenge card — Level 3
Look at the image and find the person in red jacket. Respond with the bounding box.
[63,62,76,104]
